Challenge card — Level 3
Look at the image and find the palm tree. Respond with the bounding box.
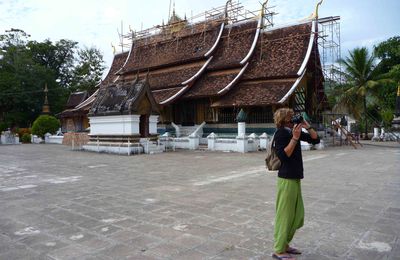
[334,47,380,139]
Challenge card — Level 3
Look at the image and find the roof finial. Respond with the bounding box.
[314,0,323,19]
[224,0,232,19]
[111,42,116,54]
[260,0,269,28]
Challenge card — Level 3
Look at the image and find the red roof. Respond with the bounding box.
[121,21,222,73]
[92,19,321,108]
[211,79,297,107]
[101,52,129,87]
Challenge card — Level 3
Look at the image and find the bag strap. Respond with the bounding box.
[271,130,278,148]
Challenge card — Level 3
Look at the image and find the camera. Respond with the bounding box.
[290,114,303,124]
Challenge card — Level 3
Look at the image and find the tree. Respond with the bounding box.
[71,46,105,93]
[0,29,105,128]
[374,37,400,126]
[335,47,380,139]
[374,36,400,75]
[31,115,60,138]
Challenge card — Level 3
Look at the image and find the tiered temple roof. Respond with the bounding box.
[68,7,323,116]
[107,18,319,107]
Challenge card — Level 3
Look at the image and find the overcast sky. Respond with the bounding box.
[1,0,399,77]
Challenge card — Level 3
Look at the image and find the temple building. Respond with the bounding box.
[62,1,328,153]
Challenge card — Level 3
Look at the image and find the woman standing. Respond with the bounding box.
[272,108,320,260]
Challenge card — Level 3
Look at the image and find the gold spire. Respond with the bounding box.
[44,83,48,105]
[397,84,400,96]
[42,83,50,114]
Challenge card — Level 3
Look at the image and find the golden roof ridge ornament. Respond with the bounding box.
[224,0,232,20]
[260,0,269,28]
[314,0,324,19]
[111,42,116,55]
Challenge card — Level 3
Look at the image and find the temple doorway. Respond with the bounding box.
[139,114,149,137]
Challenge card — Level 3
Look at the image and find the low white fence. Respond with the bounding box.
[45,133,63,144]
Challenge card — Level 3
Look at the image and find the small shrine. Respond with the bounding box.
[82,76,162,154]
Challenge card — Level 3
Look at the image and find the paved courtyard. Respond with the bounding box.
[0,142,399,260]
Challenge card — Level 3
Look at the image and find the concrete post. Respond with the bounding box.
[238,122,246,138]
[207,132,217,150]
[188,133,199,150]
[236,135,248,153]
[248,133,259,151]
[45,133,51,144]
[372,127,380,141]
[259,133,268,150]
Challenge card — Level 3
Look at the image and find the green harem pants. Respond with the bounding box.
[273,177,304,253]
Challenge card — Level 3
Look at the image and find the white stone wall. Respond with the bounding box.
[45,134,63,144]
[89,115,140,135]
[149,115,159,134]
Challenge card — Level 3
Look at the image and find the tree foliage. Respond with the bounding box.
[0,29,105,128]
[327,36,400,133]
[71,47,105,94]
[333,47,381,137]
[31,115,60,138]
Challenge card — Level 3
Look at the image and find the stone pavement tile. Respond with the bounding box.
[28,215,66,232]
[82,209,118,220]
[0,220,33,240]
[113,218,142,229]
[208,219,236,230]
[76,218,104,229]
[238,236,272,253]
[150,226,186,240]
[173,249,209,260]
[172,233,206,249]
[47,244,89,259]
[211,245,260,259]
[386,207,400,214]
[97,243,141,259]
[91,224,123,236]
[133,223,162,234]
[51,225,84,238]
[30,239,69,254]
[142,241,187,258]
[0,247,43,260]
[134,212,166,223]
[296,253,340,260]
[0,234,15,253]
[223,214,252,225]
[361,230,397,246]
[124,234,163,251]
[16,232,55,247]
[81,199,115,210]
[382,211,400,220]
[78,236,113,251]
[372,218,400,236]
[169,211,196,219]
[213,232,247,246]
[194,239,230,256]
[102,205,142,217]
[150,216,177,226]
[108,229,142,243]
[185,224,222,238]
[213,205,241,215]
[345,247,390,260]
[188,215,216,225]
[64,231,95,243]
[315,239,355,258]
